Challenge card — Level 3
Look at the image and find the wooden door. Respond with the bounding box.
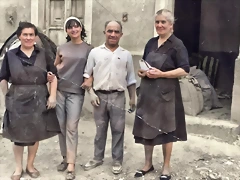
[45,0,85,46]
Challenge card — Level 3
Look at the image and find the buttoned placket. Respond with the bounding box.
[104,47,120,91]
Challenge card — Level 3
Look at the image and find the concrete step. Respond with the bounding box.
[82,106,240,145]
[82,91,240,145]
[185,116,239,144]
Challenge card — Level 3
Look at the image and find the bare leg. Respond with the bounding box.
[67,163,75,171]
[162,142,173,175]
[142,145,154,171]
[12,144,24,175]
[26,142,39,172]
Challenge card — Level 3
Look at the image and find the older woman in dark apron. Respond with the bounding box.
[132,9,190,180]
[0,22,60,180]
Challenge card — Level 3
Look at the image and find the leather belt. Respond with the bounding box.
[96,90,122,94]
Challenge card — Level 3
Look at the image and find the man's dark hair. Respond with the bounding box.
[104,21,123,32]
[65,19,87,42]
[16,22,38,37]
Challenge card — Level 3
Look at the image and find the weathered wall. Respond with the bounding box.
[0,0,31,43]
[91,0,155,53]
[231,58,240,123]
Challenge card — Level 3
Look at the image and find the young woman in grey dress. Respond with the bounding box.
[48,17,93,180]
[132,9,190,180]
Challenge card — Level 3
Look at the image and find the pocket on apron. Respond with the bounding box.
[160,88,175,102]
[158,85,176,102]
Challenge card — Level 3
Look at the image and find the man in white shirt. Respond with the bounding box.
[83,20,136,174]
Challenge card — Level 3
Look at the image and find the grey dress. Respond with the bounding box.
[133,35,190,145]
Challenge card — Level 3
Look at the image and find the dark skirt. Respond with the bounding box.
[133,81,187,145]
[13,142,35,146]
[134,131,178,146]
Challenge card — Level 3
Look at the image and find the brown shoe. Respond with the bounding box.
[83,159,103,171]
[11,170,23,180]
[26,168,40,178]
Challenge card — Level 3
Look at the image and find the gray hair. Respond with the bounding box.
[156,9,175,24]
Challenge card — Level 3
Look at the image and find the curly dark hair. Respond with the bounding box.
[65,19,87,42]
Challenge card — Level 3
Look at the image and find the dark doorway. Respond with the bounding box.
[174,0,202,57]
[173,0,240,120]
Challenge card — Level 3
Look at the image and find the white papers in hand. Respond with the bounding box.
[139,59,152,71]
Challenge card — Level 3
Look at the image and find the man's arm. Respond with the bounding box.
[82,50,95,89]
[126,52,137,112]
[127,83,136,111]
[83,50,95,79]
[82,76,93,90]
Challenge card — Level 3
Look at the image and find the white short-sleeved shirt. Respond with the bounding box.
[84,44,136,91]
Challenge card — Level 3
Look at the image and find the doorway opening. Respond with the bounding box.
[174,0,240,120]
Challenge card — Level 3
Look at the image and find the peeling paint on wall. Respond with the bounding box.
[91,0,155,53]
[5,6,17,26]
[0,0,31,43]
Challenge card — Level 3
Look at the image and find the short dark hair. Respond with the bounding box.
[65,19,87,42]
[16,22,38,37]
[104,20,123,32]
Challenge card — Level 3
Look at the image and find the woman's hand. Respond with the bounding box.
[56,63,63,70]
[146,67,164,79]
[138,70,147,78]
[47,72,55,83]
[47,95,56,109]
[81,77,93,90]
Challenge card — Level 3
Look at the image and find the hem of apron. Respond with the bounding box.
[2,132,59,143]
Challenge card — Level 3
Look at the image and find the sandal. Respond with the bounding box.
[160,174,171,180]
[66,171,75,180]
[134,165,154,177]
[11,170,24,180]
[26,168,40,178]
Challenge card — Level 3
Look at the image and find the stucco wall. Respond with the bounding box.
[91,0,155,53]
[0,0,31,43]
[231,58,240,123]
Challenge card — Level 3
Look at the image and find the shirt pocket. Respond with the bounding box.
[114,55,127,69]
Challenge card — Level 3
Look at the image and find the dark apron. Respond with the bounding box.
[3,50,60,143]
[133,51,179,139]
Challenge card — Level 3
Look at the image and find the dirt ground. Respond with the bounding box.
[1,114,240,180]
